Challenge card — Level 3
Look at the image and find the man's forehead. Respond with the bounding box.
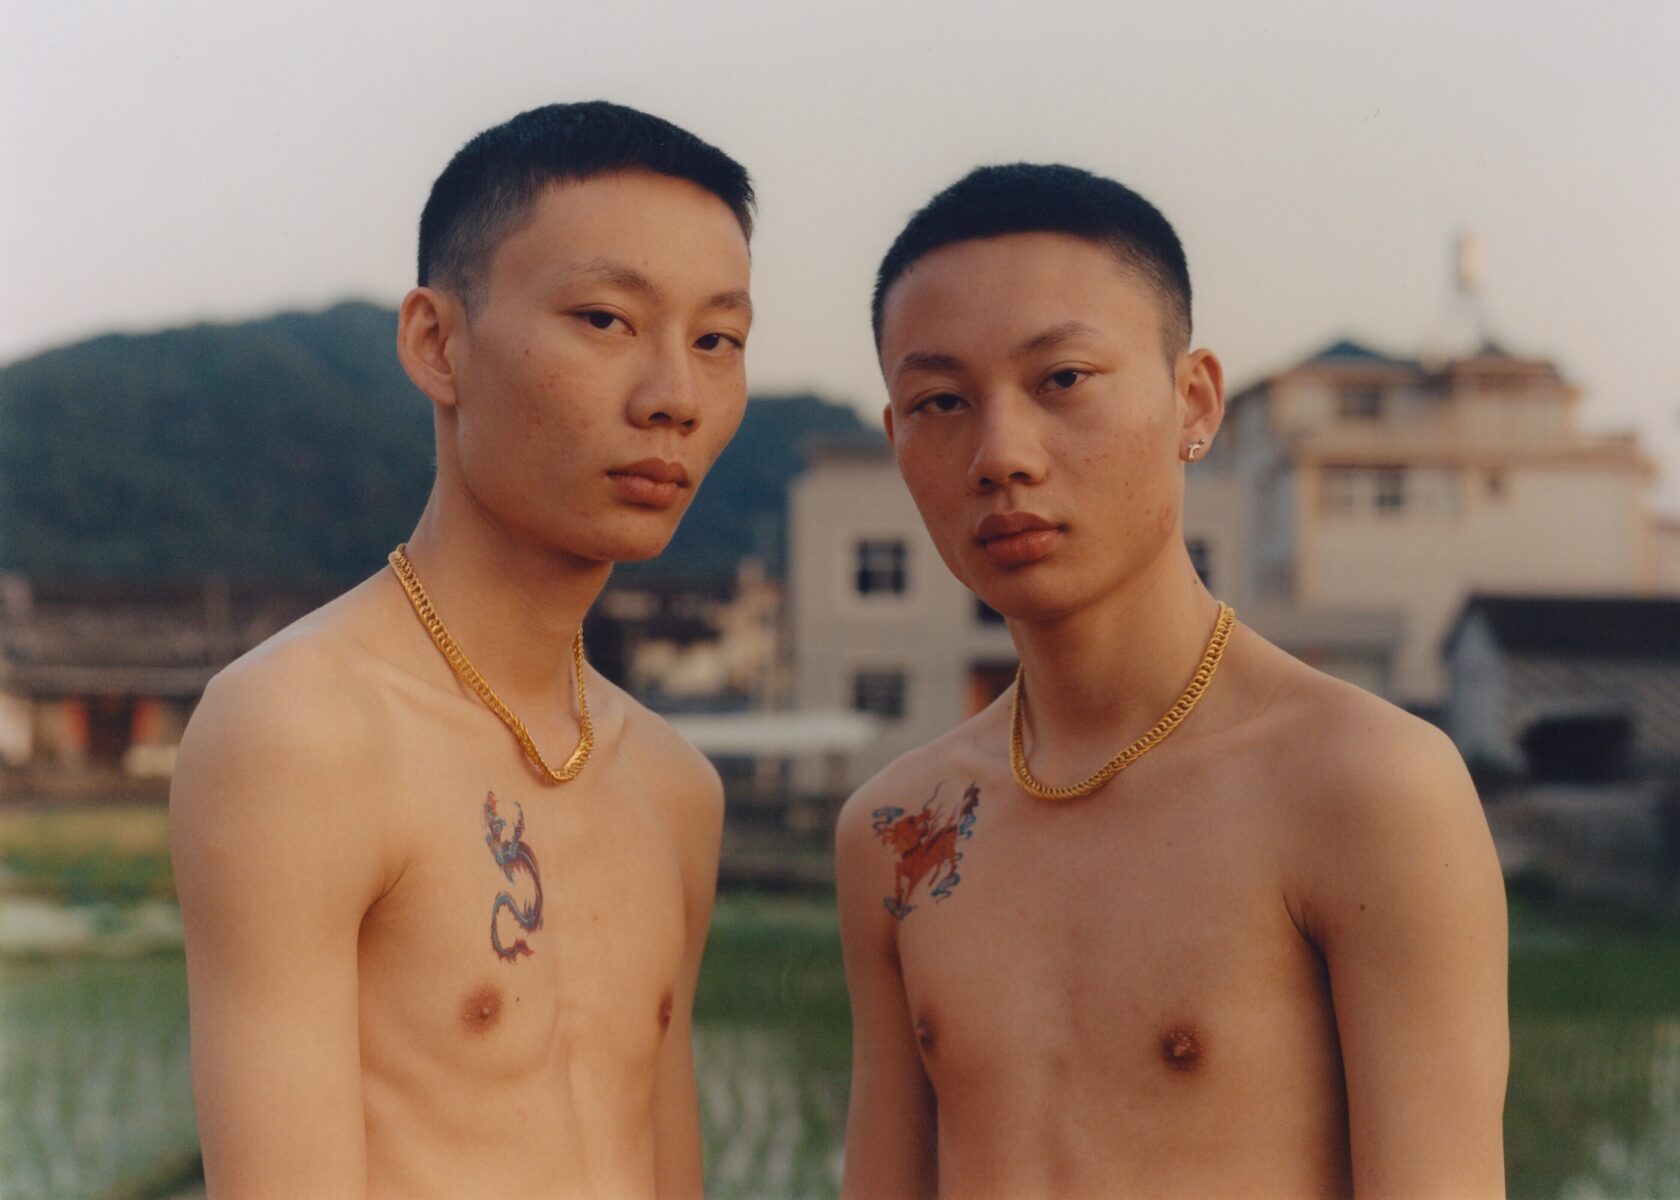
[490,177,750,300]
[879,234,1165,366]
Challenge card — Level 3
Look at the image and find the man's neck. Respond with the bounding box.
[397,487,611,705]
[1007,550,1224,785]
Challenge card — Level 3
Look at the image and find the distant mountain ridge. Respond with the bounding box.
[0,302,867,585]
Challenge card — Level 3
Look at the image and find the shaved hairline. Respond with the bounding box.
[879,235,1190,370]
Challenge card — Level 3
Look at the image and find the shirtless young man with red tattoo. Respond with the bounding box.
[837,164,1509,1199]
[169,102,754,1199]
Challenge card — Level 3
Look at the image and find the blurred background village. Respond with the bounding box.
[3,2,1678,1198]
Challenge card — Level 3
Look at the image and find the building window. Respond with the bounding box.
[853,670,906,719]
[855,540,907,595]
[1186,539,1214,590]
[1322,467,1359,515]
[975,596,1006,625]
[1339,387,1385,420]
[1320,466,1458,518]
[1373,468,1406,512]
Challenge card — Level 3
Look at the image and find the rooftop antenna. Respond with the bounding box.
[1424,228,1497,364]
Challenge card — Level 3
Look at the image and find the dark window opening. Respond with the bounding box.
[853,670,907,719]
[855,540,907,595]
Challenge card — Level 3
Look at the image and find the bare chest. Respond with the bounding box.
[355,753,688,1087]
[878,767,1337,1111]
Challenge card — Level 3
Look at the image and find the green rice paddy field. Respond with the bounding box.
[0,813,1676,1199]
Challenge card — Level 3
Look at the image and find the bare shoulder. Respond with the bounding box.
[610,684,725,834]
[1271,652,1476,825]
[1237,632,1498,937]
[187,581,389,752]
[169,575,408,913]
[170,577,397,838]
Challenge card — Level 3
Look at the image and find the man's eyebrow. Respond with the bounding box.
[704,289,754,317]
[572,259,662,298]
[1011,321,1103,358]
[570,261,749,318]
[893,322,1102,381]
[893,351,965,382]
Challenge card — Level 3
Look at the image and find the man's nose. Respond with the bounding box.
[626,340,701,433]
[967,396,1048,492]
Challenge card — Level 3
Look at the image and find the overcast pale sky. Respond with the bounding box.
[5,0,1678,506]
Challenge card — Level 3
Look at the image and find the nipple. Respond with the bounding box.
[1159,1025,1203,1073]
[914,1014,937,1053]
[461,984,503,1034]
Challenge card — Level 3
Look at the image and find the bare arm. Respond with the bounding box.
[837,785,938,1200]
[1297,716,1509,1199]
[170,667,393,1200]
[652,747,726,1198]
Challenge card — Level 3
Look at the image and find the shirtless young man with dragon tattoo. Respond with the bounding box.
[170,102,755,1199]
[836,164,1509,1199]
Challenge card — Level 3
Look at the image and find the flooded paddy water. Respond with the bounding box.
[1,885,1677,1198]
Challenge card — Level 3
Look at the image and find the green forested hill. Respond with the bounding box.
[0,303,866,584]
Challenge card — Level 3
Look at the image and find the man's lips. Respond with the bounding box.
[607,459,690,508]
[976,511,1063,566]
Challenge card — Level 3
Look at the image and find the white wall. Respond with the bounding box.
[1443,613,1514,767]
[1305,466,1647,701]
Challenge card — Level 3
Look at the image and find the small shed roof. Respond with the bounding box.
[1443,595,1680,661]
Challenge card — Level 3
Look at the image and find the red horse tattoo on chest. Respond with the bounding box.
[872,781,981,920]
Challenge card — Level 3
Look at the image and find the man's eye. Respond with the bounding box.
[578,310,623,331]
[1044,368,1086,392]
[694,332,743,352]
[915,393,967,414]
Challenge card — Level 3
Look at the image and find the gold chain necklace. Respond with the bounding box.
[388,545,594,785]
[1010,603,1235,802]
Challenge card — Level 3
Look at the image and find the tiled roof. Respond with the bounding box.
[1308,338,1397,363]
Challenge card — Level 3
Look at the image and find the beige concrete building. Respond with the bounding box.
[789,437,1017,784]
[1193,339,1670,706]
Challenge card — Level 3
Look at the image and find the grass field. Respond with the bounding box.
[0,806,175,906]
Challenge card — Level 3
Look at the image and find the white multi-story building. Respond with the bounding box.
[1197,339,1669,705]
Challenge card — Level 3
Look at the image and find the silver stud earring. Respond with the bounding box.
[1185,438,1207,462]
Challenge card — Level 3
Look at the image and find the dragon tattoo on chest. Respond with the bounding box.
[483,792,544,961]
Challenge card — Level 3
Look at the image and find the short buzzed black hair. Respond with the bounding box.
[872,163,1191,357]
[418,100,755,313]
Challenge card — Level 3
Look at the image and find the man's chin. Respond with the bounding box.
[572,527,678,566]
[967,566,1092,626]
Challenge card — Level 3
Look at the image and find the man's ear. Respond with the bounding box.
[882,403,896,447]
[1177,347,1226,456]
[396,286,465,409]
